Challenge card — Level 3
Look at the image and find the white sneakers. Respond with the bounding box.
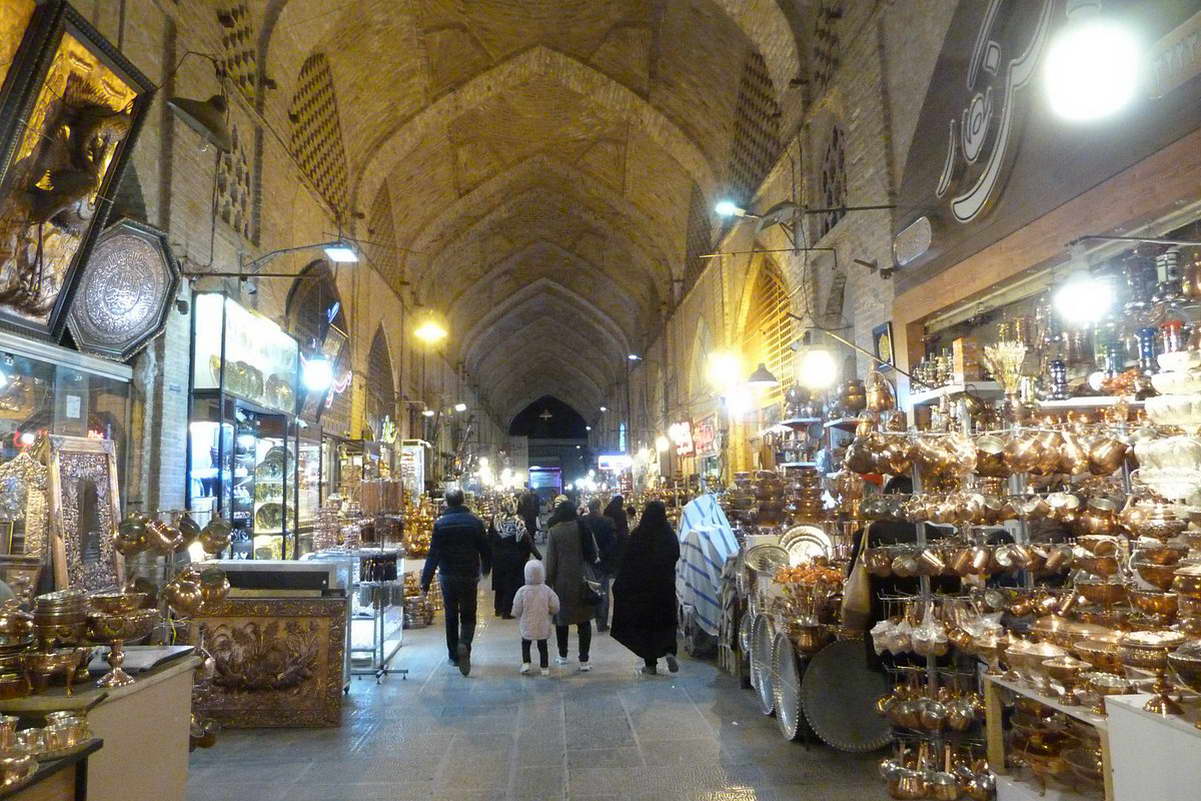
[540,668,550,676]
[555,656,570,665]
[520,663,532,675]
[578,662,592,672]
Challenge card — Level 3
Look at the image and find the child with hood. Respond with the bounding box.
[511,560,560,676]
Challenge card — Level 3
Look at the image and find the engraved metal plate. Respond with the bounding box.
[66,218,180,361]
[800,639,893,752]
[750,613,776,716]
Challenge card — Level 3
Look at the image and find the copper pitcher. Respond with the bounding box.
[1088,436,1130,476]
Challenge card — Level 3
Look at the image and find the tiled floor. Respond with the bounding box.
[186,594,883,801]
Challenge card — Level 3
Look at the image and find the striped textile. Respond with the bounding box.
[676,495,737,636]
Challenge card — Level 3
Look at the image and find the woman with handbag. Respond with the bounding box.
[611,501,681,675]
[544,500,597,671]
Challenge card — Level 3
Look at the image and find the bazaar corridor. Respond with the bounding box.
[185,598,877,801]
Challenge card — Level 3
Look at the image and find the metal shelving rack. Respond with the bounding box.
[343,545,408,682]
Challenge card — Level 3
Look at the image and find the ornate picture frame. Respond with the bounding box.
[0,2,155,341]
[0,449,49,559]
[47,435,123,590]
[0,554,41,605]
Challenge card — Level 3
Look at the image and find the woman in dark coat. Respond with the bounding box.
[489,496,541,618]
[611,501,680,675]
[544,500,596,669]
[603,496,629,563]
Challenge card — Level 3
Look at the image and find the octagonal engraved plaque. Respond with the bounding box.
[66,218,180,361]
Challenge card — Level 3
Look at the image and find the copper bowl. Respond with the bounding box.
[1118,630,1187,671]
[1073,554,1120,577]
[1076,535,1120,556]
[1135,542,1189,566]
[1062,746,1104,788]
[1075,578,1126,606]
[88,592,151,615]
[1134,559,1178,591]
[1167,641,1201,692]
[1128,588,1179,621]
[789,622,832,655]
[1173,565,1201,599]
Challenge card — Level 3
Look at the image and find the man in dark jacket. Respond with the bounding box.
[421,489,491,675]
[518,487,540,542]
[581,498,617,632]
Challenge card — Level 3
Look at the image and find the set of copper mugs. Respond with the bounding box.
[865,541,1074,579]
[879,743,994,801]
[845,428,1130,479]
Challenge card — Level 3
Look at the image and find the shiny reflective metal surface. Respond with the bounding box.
[772,632,805,741]
[800,639,893,752]
[750,613,776,716]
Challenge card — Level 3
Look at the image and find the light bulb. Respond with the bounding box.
[655,435,669,453]
[714,200,744,217]
[301,357,333,392]
[1054,274,1113,325]
[799,349,837,390]
[1045,10,1140,121]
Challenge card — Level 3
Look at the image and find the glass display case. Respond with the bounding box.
[295,432,321,556]
[188,292,301,559]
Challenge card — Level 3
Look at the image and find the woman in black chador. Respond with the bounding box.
[611,501,681,675]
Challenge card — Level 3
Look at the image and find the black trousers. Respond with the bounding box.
[556,621,592,661]
[521,639,549,668]
[440,576,478,661]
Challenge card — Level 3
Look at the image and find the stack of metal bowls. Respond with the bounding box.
[32,590,88,648]
[0,602,31,700]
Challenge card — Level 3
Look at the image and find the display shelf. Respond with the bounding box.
[996,773,1097,801]
[1038,396,1145,410]
[987,675,1108,731]
[907,381,1003,408]
[822,417,859,431]
[1107,694,1201,801]
[781,417,822,429]
[779,461,817,468]
[1106,693,1201,738]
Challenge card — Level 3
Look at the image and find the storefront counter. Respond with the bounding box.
[0,656,199,801]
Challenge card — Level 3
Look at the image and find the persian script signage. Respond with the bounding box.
[693,415,718,457]
[893,0,1201,294]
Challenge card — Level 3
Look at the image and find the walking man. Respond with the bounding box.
[421,489,491,676]
[581,498,618,632]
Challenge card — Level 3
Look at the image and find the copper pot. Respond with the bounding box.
[974,435,1010,478]
[1030,430,1064,475]
[1003,431,1043,473]
[1079,498,1118,536]
[1089,436,1130,476]
[1058,432,1091,476]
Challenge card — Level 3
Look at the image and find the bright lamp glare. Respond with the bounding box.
[301,357,333,392]
[1044,16,1140,121]
[322,241,359,263]
[725,385,752,419]
[799,349,837,390]
[414,320,448,344]
[454,403,468,412]
[627,353,641,361]
[714,200,744,217]
[655,435,669,453]
[706,351,741,391]
[422,408,436,418]
[1054,275,1113,325]
[599,406,607,413]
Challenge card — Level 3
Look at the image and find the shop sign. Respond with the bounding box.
[668,421,694,457]
[893,0,1201,293]
[597,453,632,472]
[693,415,718,457]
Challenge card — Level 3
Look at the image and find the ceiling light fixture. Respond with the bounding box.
[746,362,779,388]
[454,403,468,412]
[1044,0,1141,122]
[301,356,334,392]
[421,408,436,418]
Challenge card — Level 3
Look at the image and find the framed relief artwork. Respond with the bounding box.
[0,555,41,605]
[0,2,155,340]
[872,322,896,370]
[0,449,49,559]
[47,435,123,590]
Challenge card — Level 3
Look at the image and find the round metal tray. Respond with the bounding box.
[738,609,753,653]
[771,632,810,741]
[750,613,776,716]
[799,639,892,752]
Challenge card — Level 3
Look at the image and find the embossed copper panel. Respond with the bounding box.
[66,218,179,361]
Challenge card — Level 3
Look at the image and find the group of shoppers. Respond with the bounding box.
[419,487,680,676]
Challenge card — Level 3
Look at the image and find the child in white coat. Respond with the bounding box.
[511,560,560,675]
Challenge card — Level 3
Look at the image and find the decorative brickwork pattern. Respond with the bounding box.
[727,49,781,209]
[289,54,350,219]
[684,184,712,291]
[366,327,395,436]
[746,259,793,402]
[216,121,253,241]
[817,124,846,240]
[216,4,258,102]
[366,185,402,296]
[812,2,842,99]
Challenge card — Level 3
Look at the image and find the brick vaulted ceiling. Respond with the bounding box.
[260,0,803,421]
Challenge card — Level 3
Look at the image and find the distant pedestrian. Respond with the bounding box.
[544,500,597,671]
[518,486,540,542]
[612,501,681,675]
[511,560,559,676]
[421,488,491,676]
[581,498,617,632]
[489,497,541,619]
[603,495,629,561]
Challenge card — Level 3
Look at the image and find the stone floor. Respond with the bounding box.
[186,594,883,801]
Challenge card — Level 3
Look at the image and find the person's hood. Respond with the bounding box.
[524,559,545,584]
